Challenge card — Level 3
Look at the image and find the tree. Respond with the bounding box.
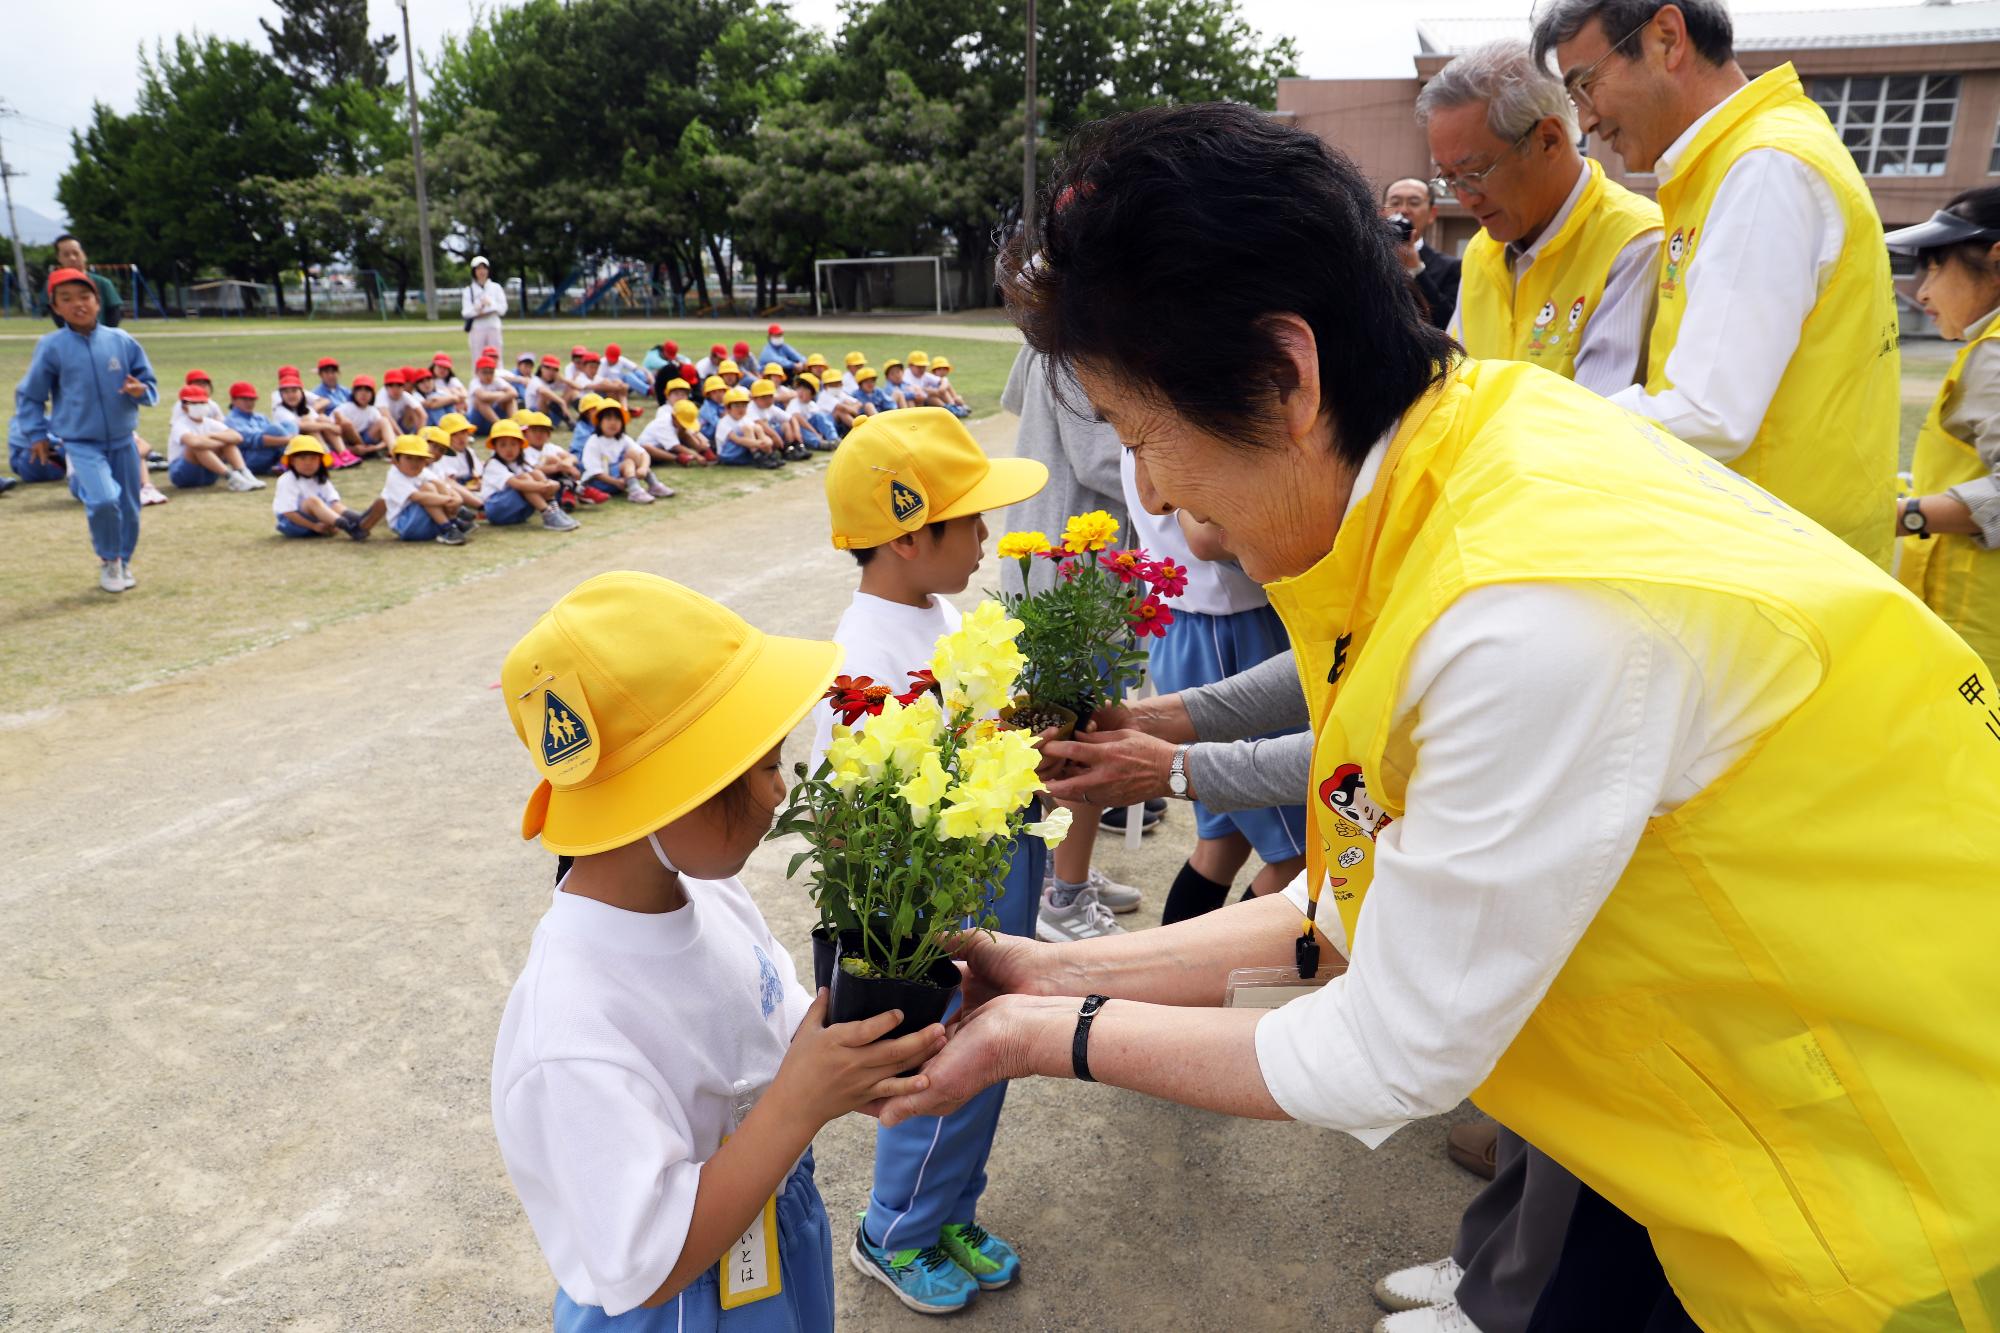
[260,0,397,91]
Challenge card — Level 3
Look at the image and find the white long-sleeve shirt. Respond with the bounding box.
[1607,86,1846,463]
[1448,159,1662,398]
[461,278,508,326]
[1252,439,1819,1147]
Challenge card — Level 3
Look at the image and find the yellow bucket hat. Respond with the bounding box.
[826,407,1048,550]
[702,375,726,395]
[749,379,775,398]
[796,372,821,391]
[763,362,786,378]
[805,353,829,369]
[717,359,742,376]
[519,410,553,429]
[672,399,700,427]
[391,434,432,459]
[843,351,866,367]
[486,419,526,447]
[931,356,952,372]
[437,412,474,436]
[503,572,843,854]
[855,367,878,384]
[724,385,751,405]
[577,393,606,417]
[282,436,331,460]
[908,350,930,367]
[421,425,451,450]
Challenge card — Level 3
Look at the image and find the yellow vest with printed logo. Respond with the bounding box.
[1901,317,2000,675]
[1265,358,2000,1332]
[1457,158,1661,382]
[1646,62,1899,570]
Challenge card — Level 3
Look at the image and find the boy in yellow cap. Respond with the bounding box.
[787,372,838,452]
[919,354,970,418]
[715,384,785,469]
[812,407,1050,1314]
[491,572,946,1330]
[382,433,474,544]
[697,374,730,445]
[514,409,585,493]
[481,420,579,531]
[423,420,486,518]
[840,350,867,394]
[747,378,807,462]
[273,436,380,539]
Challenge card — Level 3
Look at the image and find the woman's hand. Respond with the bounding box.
[770,990,946,1129]
[946,929,1054,1011]
[878,994,1053,1127]
[1040,728,1179,808]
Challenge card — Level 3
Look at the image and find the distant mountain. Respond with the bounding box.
[8,204,68,246]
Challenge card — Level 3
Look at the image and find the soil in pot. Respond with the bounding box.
[1000,700,1079,742]
[828,946,961,1046]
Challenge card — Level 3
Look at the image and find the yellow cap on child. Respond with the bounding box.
[282,436,331,460]
[824,406,1048,551]
[502,572,842,854]
[437,412,474,436]
[391,434,431,459]
[421,425,451,449]
[673,399,699,427]
[486,420,526,447]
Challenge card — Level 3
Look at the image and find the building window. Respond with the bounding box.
[1809,74,1957,176]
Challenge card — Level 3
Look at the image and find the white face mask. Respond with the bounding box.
[647,831,681,875]
[770,335,784,345]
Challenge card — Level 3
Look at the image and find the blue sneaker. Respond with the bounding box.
[849,1224,978,1314]
[939,1221,1021,1290]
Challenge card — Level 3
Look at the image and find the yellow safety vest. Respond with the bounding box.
[1457,158,1661,382]
[1266,358,2000,1332]
[1646,62,1900,569]
[1901,317,2000,675]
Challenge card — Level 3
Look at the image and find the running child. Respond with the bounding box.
[480,420,579,531]
[581,400,672,503]
[226,381,294,476]
[492,571,944,1331]
[166,384,258,492]
[381,433,474,545]
[333,374,392,459]
[812,409,1052,1315]
[273,436,380,540]
[715,385,784,469]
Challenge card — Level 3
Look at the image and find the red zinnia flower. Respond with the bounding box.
[1146,559,1189,599]
[824,674,895,725]
[1105,549,1145,584]
[1130,595,1174,638]
[896,668,939,706]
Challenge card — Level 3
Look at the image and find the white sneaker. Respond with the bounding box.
[224,471,256,492]
[1374,1300,1480,1333]
[645,475,674,498]
[1043,867,1143,915]
[236,469,267,490]
[139,482,169,506]
[1035,885,1124,942]
[541,507,580,531]
[99,561,125,594]
[117,559,136,590]
[625,478,654,504]
[1373,1257,1464,1313]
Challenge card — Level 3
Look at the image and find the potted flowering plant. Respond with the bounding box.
[772,601,1073,1036]
[993,510,1188,738]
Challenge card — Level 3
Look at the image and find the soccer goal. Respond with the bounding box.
[814,256,947,317]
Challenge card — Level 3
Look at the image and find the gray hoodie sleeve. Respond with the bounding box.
[1180,649,1308,741]
[1185,731,1314,814]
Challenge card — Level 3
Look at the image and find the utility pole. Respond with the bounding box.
[0,106,32,315]
[1020,0,1038,250]
[398,0,438,320]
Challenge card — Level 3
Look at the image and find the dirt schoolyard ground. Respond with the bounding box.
[1,325,1955,1331]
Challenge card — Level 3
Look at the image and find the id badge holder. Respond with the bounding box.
[1223,961,1344,1010]
[718,1079,782,1310]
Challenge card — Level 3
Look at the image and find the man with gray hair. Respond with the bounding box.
[1534,0,1898,571]
[1419,39,1661,397]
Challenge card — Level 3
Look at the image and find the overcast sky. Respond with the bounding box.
[1,0,1918,227]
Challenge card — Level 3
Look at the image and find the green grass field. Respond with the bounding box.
[0,323,1020,714]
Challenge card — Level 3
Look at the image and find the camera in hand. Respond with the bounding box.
[1386,212,1414,243]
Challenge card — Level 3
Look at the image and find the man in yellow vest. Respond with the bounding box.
[1535,0,1899,569]
[1421,39,1662,399]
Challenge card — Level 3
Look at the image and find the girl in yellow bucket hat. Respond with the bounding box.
[491,572,946,1331]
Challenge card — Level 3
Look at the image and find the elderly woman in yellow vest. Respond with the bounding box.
[1887,189,2000,677]
[878,103,2000,1332]
[1420,38,1661,398]
[1537,0,1899,571]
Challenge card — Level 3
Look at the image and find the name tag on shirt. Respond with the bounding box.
[717,1186,781,1309]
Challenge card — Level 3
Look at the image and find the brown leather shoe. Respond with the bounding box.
[1447,1119,1498,1180]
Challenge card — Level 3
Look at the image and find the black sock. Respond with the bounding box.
[1162,861,1231,926]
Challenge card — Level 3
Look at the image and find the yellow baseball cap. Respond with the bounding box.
[391,434,432,459]
[749,379,775,397]
[519,410,553,429]
[724,385,751,405]
[486,419,526,446]
[826,407,1048,550]
[844,351,866,367]
[908,350,930,367]
[717,359,742,376]
[282,436,331,460]
[594,399,629,422]
[503,572,843,854]
[702,375,726,395]
[932,356,952,372]
[806,353,829,369]
[437,412,473,435]
[578,393,606,417]
[884,358,904,372]
[856,366,878,383]
[421,425,451,449]
[797,372,821,390]
[763,362,785,377]
[673,399,699,427]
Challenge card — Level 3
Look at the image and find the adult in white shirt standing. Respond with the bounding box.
[461,256,509,366]
[1538,0,1898,569]
[879,101,2000,1332]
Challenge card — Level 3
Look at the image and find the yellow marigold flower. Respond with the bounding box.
[996,530,1053,560]
[1061,510,1120,553]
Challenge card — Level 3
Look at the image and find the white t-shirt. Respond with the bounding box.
[433,448,478,486]
[483,455,531,497]
[636,415,679,451]
[1118,448,1268,617]
[525,377,566,412]
[334,400,383,436]
[491,879,813,1316]
[786,396,822,421]
[808,592,963,770]
[166,402,225,463]
[580,434,631,482]
[273,470,340,518]
[712,414,757,454]
[270,403,303,436]
[379,467,425,524]
[382,390,420,422]
[563,365,595,393]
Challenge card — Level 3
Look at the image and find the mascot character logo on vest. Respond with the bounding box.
[1663,226,1698,295]
[1528,300,1558,354]
[1567,296,1586,337]
[1320,763,1393,840]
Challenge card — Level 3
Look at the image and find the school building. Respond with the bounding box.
[1275,1,2000,330]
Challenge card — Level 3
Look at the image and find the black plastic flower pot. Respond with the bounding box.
[810,924,838,992]
[828,939,961,1047]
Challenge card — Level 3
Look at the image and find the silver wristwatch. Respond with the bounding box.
[1168,744,1193,799]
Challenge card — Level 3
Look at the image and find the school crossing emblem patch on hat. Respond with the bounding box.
[886,476,928,529]
[517,670,601,785]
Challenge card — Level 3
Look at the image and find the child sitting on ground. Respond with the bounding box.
[764,363,796,407]
[852,367,892,416]
[748,379,809,461]
[491,571,941,1332]
[314,357,351,408]
[526,354,578,425]
[788,374,839,452]
[696,375,729,444]
[882,360,916,410]
[637,396,714,467]
[516,410,586,494]
[167,384,257,491]
[273,368,361,467]
[481,420,579,531]
[382,433,475,545]
[429,354,468,407]
[581,401,672,504]
[468,354,520,430]
[380,368,428,434]
[714,385,785,469]
[423,420,485,516]
[604,343,653,399]
[924,357,970,417]
[274,436,380,540]
[332,375,392,459]
[226,381,294,476]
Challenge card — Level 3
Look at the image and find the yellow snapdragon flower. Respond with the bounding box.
[1021,806,1074,847]
[896,748,952,824]
[932,600,1026,717]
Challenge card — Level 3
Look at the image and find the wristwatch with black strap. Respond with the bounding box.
[1902,496,1932,539]
[1073,995,1110,1082]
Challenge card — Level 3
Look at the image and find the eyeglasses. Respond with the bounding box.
[1564,18,1649,115]
[1430,124,1538,201]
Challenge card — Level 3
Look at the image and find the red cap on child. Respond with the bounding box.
[185,369,211,385]
[662,340,678,356]
[45,267,92,295]
[605,343,622,360]
[733,341,750,358]
[351,374,377,390]
[541,354,561,368]
[681,364,699,384]
[768,323,783,336]
[178,385,209,403]
[317,356,339,371]
[383,368,406,386]
[228,381,257,400]
[710,343,726,358]
[570,344,588,359]
[432,353,453,368]
[277,365,303,385]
